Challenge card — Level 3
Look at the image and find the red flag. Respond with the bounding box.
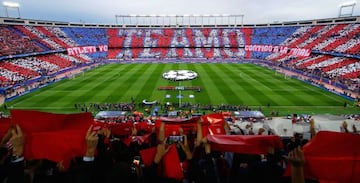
[285,131,360,183]
[10,109,94,132]
[155,118,198,137]
[154,113,226,138]
[25,130,87,168]
[207,125,226,135]
[139,144,184,180]
[10,110,93,168]
[135,121,154,134]
[10,110,65,133]
[201,113,226,136]
[161,144,184,180]
[61,112,95,130]
[139,146,157,167]
[123,133,152,146]
[109,122,133,136]
[201,113,225,125]
[207,134,283,154]
[93,121,133,136]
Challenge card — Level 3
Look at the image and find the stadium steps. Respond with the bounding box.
[0,76,9,83]
[322,58,359,72]
[36,55,73,69]
[0,62,39,77]
[341,70,360,79]
[7,25,26,36]
[298,55,332,69]
[304,24,347,49]
[6,26,47,52]
[322,26,360,52]
[345,43,360,55]
[289,25,324,48]
[35,26,69,48]
[13,25,53,50]
[270,26,324,62]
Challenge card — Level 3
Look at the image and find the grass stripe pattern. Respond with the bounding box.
[5,63,358,116]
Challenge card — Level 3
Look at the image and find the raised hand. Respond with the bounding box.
[9,124,24,157]
[288,146,305,167]
[288,146,305,183]
[196,117,203,147]
[178,134,192,160]
[85,125,99,157]
[158,122,165,142]
[154,142,171,164]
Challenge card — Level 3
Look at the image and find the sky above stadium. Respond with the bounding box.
[4,0,360,24]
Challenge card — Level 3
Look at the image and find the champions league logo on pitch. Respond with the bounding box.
[162,70,198,81]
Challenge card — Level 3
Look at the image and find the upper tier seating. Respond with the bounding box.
[0,24,358,88]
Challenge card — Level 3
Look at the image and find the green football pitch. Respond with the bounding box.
[4,63,358,116]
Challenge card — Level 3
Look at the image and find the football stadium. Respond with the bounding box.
[0,1,359,183]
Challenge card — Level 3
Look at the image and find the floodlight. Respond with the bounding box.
[339,1,357,17]
[129,14,137,17]
[3,1,20,18]
[339,1,357,6]
[3,1,19,8]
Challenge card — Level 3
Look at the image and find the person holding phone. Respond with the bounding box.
[166,135,184,145]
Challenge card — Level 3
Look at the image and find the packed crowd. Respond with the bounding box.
[0,69,25,87]
[20,25,63,50]
[2,110,359,183]
[0,25,43,56]
[75,101,267,116]
[75,102,136,112]
[0,54,93,88]
[261,24,359,82]
[314,23,359,54]
[0,115,308,183]
[0,23,358,88]
[10,57,60,75]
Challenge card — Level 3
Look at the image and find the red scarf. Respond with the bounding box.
[10,110,93,168]
[284,131,360,183]
[207,134,283,154]
[139,144,184,180]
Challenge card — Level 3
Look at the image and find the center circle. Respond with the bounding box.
[162,70,198,81]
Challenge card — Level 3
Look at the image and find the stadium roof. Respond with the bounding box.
[2,0,359,24]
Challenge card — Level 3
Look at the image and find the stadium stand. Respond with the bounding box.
[0,25,44,56]
[0,20,358,96]
[0,61,39,78]
[0,16,359,183]
[13,25,60,50]
[11,57,60,74]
